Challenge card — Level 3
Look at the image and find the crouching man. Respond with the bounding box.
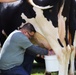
[0,23,51,75]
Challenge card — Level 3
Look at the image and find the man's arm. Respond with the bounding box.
[0,0,17,2]
[26,45,48,56]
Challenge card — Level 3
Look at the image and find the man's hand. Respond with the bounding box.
[48,49,55,55]
[36,49,55,59]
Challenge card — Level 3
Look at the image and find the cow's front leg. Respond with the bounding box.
[58,45,71,75]
[58,52,67,75]
[69,45,75,75]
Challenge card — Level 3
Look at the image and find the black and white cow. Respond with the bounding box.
[0,0,76,75]
[0,0,62,45]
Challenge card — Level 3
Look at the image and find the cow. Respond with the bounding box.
[0,0,76,75]
[27,0,76,75]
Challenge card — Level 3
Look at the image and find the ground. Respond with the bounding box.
[31,61,76,75]
[31,61,58,75]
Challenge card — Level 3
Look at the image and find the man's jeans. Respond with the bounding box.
[1,52,35,75]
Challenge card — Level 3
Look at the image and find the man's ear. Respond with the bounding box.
[31,32,35,35]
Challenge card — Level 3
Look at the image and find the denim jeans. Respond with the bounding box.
[22,51,35,75]
[1,51,35,75]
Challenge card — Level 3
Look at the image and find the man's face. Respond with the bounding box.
[23,29,35,39]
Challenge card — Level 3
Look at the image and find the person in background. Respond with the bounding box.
[0,23,51,75]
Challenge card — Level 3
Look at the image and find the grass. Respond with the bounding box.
[31,61,45,75]
[31,61,76,75]
[31,61,58,75]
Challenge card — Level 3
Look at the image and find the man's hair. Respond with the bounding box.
[19,23,36,32]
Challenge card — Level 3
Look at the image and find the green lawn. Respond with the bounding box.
[31,61,76,75]
[31,61,45,75]
[31,61,58,75]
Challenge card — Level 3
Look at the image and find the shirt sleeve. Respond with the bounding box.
[14,32,33,49]
[26,45,48,56]
[19,36,33,49]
